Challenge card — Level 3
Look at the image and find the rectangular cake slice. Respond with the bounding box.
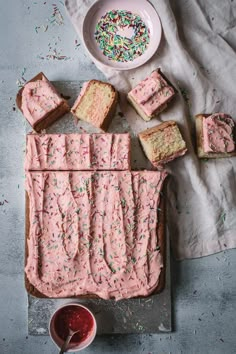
[25,170,167,300]
[24,133,131,171]
[139,121,187,166]
[71,80,118,131]
[195,113,236,158]
[16,72,70,132]
[128,69,176,121]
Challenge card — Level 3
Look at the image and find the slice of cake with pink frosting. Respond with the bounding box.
[25,133,131,171]
[128,68,176,121]
[16,72,70,132]
[195,113,236,158]
[25,170,167,300]
[71,80,118,131]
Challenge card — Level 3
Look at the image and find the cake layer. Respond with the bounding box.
[139,121,187,166]
[25,170,167,300]
[71,80,118,131]
[25,133,131,171]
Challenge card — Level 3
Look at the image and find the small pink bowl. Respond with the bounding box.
[49,303,97,352]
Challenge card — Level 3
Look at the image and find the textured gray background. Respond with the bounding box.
[0,0,236,353]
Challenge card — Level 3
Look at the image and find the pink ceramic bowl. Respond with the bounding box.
[49,303,97,352]
[82,0,162,70]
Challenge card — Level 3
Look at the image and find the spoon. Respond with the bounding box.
[59,328,80,354]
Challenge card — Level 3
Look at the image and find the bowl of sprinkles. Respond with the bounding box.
[82,0,162,70]
[94,10,150,63]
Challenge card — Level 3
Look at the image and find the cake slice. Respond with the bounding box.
[71,80,118,131]
[139,121,187,166]
[24,133,131,171]
[16,72,70,132]
[127,69,176,121]
[195,113,236,158]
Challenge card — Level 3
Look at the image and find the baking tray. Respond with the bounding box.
[23,80,171,334]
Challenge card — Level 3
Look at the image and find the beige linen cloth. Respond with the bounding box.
[65,0,236,260]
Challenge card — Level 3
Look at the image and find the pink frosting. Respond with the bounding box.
[25,133,130,171]
[25,170,167,300]
[21,76,63,127]
[129,70,175,116]
[203,113,235,153]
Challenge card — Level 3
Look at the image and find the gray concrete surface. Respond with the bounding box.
[0,1,236,353]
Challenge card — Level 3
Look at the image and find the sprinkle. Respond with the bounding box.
[35,24,48,33]
[219,211,226,224]
[0,199,9,206]
[37,48,71,61]
[16,68,27,88]
[94,9,150,62]
[74,39,81,50]
[49,4,64,26]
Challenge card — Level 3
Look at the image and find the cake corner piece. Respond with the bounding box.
[139,120,187,166]
[16,72,70,132]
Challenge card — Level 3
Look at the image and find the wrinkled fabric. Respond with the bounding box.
[65,0,236,260]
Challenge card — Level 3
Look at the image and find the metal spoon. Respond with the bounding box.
[59,328,80,354]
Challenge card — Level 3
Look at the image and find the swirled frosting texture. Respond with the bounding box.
[25,170,167,300]
[21,76,63,127]
[129,70,175,116]
[203,113,235,153]
[25,133,130,171]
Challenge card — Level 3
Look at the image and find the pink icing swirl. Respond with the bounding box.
[203,113,235,153]
[129,70,175,116]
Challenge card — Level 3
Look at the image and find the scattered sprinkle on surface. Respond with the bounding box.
[37,48,71,61]
[0,199,9,206]
[49,4,64,26]
[35,24,48,33]
[16,67,27,88]
[74,39,81,50]
[220,211,226,223]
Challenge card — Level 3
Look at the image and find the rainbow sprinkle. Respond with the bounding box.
[94,10,150,62]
